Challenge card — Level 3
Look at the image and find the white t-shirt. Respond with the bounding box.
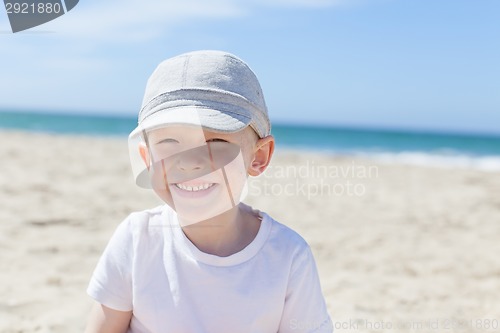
[87,204,332,333]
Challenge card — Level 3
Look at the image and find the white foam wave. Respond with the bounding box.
[353,151,500,172]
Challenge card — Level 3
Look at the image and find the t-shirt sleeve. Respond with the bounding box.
[86,218,134,312]
[279,246,333,333]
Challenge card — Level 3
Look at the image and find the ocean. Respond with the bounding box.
[1,110,500,171]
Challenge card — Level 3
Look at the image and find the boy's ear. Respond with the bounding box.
[248,135,275,177]
[139,142,151,170]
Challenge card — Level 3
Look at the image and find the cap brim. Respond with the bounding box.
[129,107,251,139]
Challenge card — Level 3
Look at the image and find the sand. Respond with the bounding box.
[1,130,499,333]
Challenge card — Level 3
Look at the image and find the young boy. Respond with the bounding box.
[85,50,333,333]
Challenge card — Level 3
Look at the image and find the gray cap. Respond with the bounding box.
[130,50,271,139]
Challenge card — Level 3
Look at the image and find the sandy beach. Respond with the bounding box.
[1,130,499,333]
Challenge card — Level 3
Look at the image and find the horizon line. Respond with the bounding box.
[1,108,500,139]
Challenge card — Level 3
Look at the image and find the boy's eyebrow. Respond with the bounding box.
[155,138,179,144]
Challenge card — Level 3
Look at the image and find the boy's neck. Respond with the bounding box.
[179,204,261,257]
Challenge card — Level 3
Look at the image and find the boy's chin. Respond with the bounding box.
[174,203,238,227]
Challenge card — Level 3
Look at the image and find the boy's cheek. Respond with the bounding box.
[153,187,176,208]
[220,152,249,203]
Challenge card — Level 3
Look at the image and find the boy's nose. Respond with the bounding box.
[174,145,211,172]
[177,158,203,171]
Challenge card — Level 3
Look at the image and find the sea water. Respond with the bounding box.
[1,110,500,171]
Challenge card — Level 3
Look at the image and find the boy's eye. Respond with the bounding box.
[207,138,228,143]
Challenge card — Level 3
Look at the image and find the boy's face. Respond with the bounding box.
[139,125,270,225]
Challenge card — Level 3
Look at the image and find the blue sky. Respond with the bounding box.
[1,0,499,135]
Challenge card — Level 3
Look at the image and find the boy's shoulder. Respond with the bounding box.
[259,209,312,255]
[118,205,168,235]
[128,205,165,222]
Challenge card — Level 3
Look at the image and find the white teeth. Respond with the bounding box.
[175,183,214,192]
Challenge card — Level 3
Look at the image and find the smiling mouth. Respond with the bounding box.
[173,183,216,192]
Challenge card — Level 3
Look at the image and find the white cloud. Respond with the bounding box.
[40,0,247,43]
[38,0,352,42]
[1,0,354,42]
